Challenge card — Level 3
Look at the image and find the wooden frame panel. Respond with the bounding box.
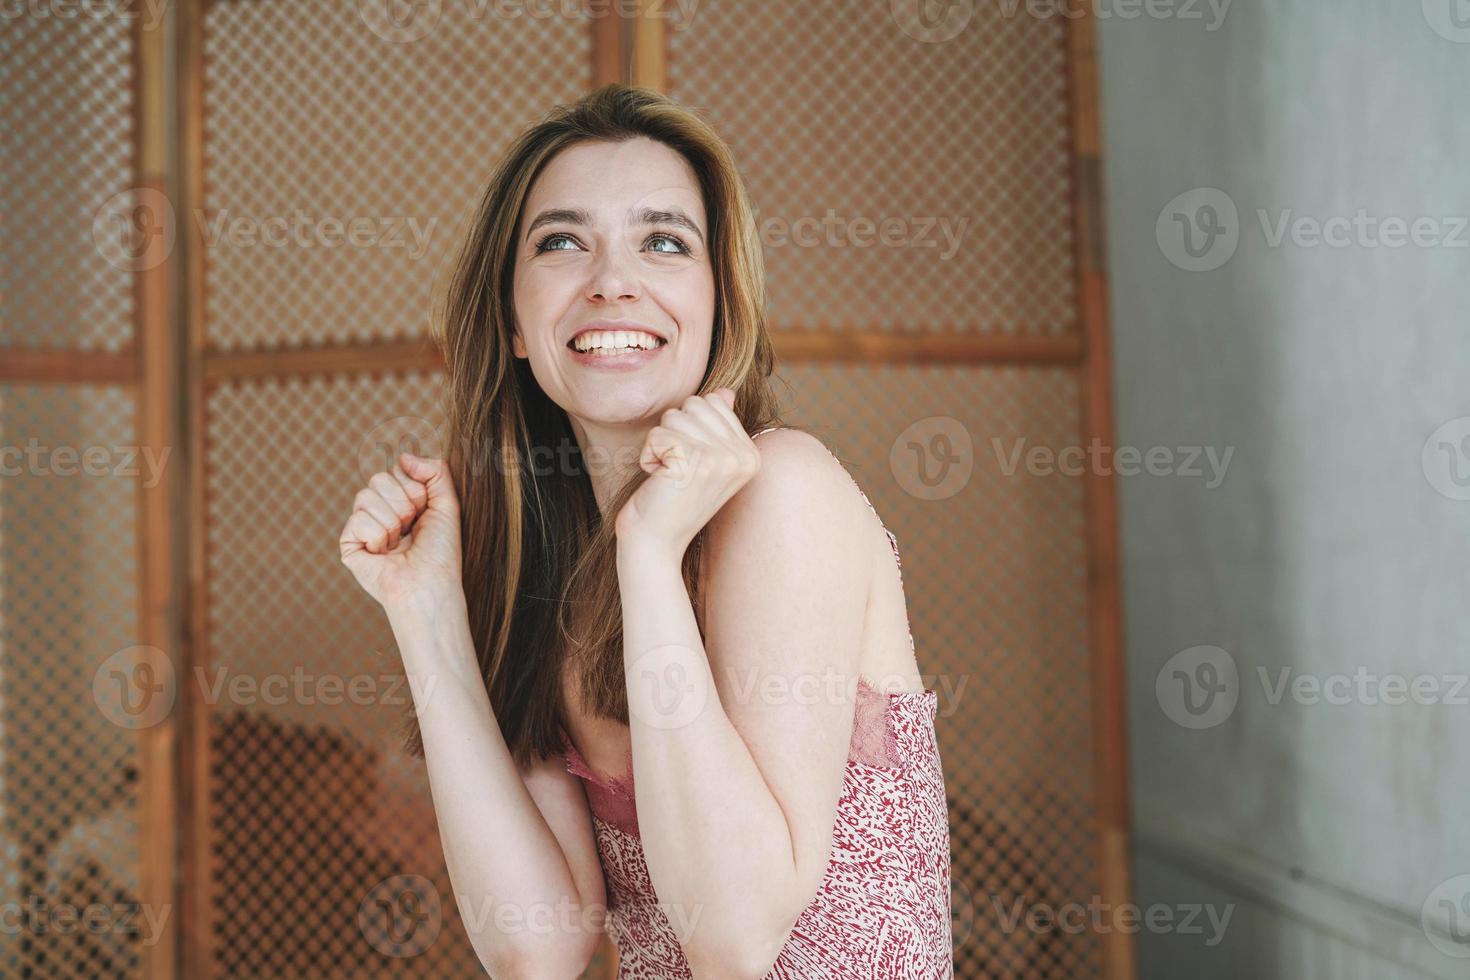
[0,3,1129,977]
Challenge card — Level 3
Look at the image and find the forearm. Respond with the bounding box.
[615,538,802,973]
[386,589,598,977]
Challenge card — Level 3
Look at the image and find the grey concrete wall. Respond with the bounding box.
[1094,2,1470,976]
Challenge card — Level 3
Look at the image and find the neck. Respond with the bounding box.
[567,415,652,519]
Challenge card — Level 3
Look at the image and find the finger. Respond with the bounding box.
[639,424,686,474]
[340,508,392,557]
[400,454,460,514]
[662,402,715,442]
[390,463,429,515]
[355,485,407,547]
[701,388,748,441]
[370,470,417,527]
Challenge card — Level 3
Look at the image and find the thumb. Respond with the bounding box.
[400,453,459,512]
[715,387,736,409]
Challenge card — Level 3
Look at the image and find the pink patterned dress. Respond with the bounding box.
[561,427,954,978]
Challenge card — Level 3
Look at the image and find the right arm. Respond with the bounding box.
[341,452,607,978]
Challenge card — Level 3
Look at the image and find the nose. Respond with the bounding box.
[586,241,639,303]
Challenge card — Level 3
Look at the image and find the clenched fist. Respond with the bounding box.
[615,387,762,555]
[339,453,463,611]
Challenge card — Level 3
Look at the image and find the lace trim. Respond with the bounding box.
[561,676,933,837]
[559,727,639,838]
[848,674,907,768]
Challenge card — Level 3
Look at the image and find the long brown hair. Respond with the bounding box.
[397,83,792,768]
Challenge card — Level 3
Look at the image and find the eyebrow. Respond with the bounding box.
[523,205,706,247]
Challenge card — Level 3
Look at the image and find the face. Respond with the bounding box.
[511,137,716,427]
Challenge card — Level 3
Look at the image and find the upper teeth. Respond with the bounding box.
[572,329,664,352]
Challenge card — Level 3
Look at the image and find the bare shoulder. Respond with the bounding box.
[701,426,878,619]
[718,427,873,547]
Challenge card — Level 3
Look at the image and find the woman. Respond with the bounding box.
[339,84,952,979]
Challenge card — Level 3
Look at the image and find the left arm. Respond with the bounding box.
[615,394,874,979]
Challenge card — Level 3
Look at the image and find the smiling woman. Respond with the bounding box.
[337,83,953,979]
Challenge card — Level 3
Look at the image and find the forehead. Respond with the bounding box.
[523,137,705,226]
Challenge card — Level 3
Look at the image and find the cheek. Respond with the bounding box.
[512,270,567,344]
[670,270,716,323]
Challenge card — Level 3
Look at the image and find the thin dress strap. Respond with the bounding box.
[693,424,905,602]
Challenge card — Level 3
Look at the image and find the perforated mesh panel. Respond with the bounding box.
[185,4,1113,978]
[202,370,470,974]
[0,13,135,351]
[200,0,593,352]
[776,364,1101,978]
[0,384,143,978]
[667,0,1076,336]
[197,369,608,977]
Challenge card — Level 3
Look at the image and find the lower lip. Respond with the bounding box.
[566,340,668,370]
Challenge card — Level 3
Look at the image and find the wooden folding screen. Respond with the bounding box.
[0,8,177,980]
[3,2,1131,977]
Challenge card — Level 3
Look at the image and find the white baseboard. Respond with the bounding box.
[1133,805,1463,980]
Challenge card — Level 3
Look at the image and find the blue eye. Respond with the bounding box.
[648,233,691,255]
[532,231,692,255]
[533,233,576,253]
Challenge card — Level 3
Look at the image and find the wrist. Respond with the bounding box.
[385,582,468,630]
[615,529,685,568]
